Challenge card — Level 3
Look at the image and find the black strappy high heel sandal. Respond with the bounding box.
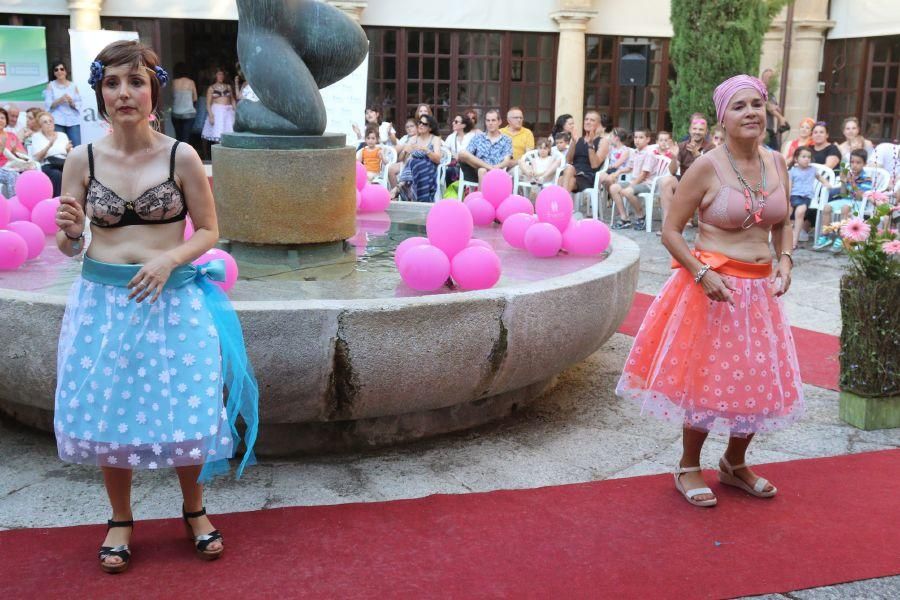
[98,519,134,574]
[182,506,224,561]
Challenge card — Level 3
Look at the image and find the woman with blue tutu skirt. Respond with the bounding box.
[54,40,258,574]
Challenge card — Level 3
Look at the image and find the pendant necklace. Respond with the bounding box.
[723,144,768,229]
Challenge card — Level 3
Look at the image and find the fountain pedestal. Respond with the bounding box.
[212,133,356,245]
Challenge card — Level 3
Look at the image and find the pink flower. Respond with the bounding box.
[840,218,871,243]
[864,191,888,204]
[883,240,900,255]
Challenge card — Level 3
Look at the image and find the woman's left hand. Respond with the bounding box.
[770,260,792,297]
[128,252,178,304]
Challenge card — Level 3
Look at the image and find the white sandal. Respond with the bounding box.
[674,465,717,507]
[718,456,777,498]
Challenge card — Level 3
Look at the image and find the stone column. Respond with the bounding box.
[551,6,597,131]
[68,0,102,31]
[782,18,834,129]
[327,1,368,22]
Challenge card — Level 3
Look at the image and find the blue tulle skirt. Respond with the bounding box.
[54,256,258,481]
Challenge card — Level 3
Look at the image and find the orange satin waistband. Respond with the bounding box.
[671,250,772,279]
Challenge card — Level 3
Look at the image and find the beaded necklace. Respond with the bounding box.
[724,144,768,229]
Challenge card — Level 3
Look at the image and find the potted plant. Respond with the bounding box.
[827,196,900,429]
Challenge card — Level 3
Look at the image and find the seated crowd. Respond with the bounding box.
[358,102,899,245]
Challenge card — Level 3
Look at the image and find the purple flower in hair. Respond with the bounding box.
[88,60,104,89]
[154,66,170,87]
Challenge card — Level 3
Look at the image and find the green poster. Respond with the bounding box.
[0,26,49,102]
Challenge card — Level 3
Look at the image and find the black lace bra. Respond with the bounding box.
[85,142,188,228]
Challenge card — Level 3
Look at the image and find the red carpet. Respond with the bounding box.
[618,292,841,391]
[3,451,898,599]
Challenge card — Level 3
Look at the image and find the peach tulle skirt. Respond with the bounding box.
[616,252,804,436]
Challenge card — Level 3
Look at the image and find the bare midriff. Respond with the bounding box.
[86,221,187,265]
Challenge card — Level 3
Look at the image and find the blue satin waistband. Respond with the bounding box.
[81,256,227,289]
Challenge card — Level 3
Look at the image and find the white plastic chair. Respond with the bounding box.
[572,157,609,220]
[356,144,397,189]
[435,145,453,201]
[810,163,837,241]
[513,149,566,197]
[636,155,673,232]
[456,169,480,200]
[818,166,890,231]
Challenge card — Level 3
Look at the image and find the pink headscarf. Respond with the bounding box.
[713,74,768,124]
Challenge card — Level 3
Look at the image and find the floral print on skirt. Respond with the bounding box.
[616,267,804,436]
[55,278,235,470]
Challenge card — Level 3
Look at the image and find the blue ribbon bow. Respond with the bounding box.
[195,259,227,283]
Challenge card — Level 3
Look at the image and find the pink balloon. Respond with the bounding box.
[0,197,9,229]
[6,221,46,260]
[183,216,195,240]
[467,238,492,250]
[426,199,473,259]
[464,195,496,226]
[562,218,611,256]
[359,183,390,213]
[8,197,31,222]
[524,222,563,257]
[16,171,54,211]
[398,244,451,292]
[481,169,513,208]
[495,194,534,223]
[451,246,502,290]
[30,197,61,235]
[355,161,367,192]
[535,185,574,233]
[394,236,430,266]
[194,248,239,292]
[501,213,538,249]
[0,230,28,270]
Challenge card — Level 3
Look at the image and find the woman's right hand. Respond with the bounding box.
[699,269,736,305]
[56,195,84,238]
[208,114,215,125]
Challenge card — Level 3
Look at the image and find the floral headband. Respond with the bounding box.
[88,60,169,89]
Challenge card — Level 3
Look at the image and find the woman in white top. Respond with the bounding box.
[837,117,875,164]
[43,60,83,147]
[352,106,395,148]
[29,111,72,196]
[444,114,475,159]
[170,62,198,144]
[388,118,418,190]
[444,114,475,188]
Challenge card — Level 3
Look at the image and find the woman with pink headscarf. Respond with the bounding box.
[617,75,802,508]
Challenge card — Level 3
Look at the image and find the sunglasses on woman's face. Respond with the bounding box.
[452,119,462,124]
[419,121,429,126]
[54,67,66,72]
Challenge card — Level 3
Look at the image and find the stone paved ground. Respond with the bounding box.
[1,228,897,598]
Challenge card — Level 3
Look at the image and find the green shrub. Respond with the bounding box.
[669,0,791,138]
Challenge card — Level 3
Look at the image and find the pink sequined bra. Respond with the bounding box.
[699,149,788,230]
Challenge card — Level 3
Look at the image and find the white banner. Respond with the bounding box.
[320,51,369,147]
[69,29,139,145]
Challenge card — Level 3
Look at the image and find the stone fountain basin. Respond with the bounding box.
[0,204,639,455]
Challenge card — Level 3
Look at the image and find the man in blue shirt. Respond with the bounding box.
[458,108,514,184]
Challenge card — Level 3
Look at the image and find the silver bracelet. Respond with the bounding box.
[694,264,712,284]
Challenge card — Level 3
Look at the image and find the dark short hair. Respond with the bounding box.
[0,108,8,124]
[484,108,501,121]
[173,62,191,79]
[364,126,379,139]
[794,146,813,159]
[418,113,439,134]
[555,131,571,143]
[49,59,69,81]
[657,130,671,138]
[91,40,163,122]
[598,112,614,132]
[633,128,651,138]
[455,114,474,133]
[849,148,868,163]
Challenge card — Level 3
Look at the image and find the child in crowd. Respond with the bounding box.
[360,128,384,182]
[610,128,657,230]
[711,125,725,147]
[597,127,631,192]
[654,131,675,159]
[518,138,560,192]
[552,132,571,163]
[813,148,874,252]
[788,146,830,250]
